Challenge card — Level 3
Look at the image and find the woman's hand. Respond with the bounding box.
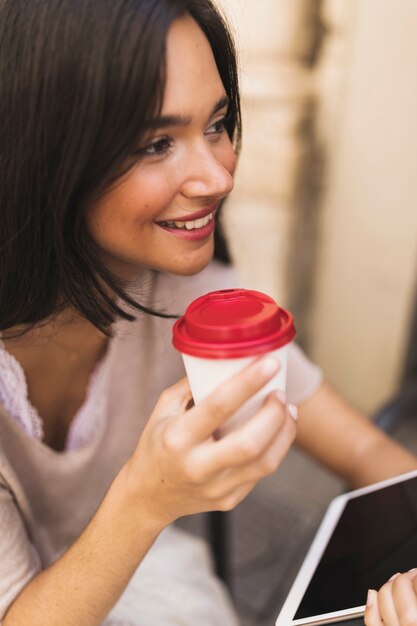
[124,356,297,530]
[365,570,417,626]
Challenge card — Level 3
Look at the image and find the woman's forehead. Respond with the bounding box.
[161,14,226,118]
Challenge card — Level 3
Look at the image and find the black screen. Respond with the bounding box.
[294,476,417,619]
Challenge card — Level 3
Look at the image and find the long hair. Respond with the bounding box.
[0,0,241,335]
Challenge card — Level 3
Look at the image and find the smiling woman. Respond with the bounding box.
[0,0,287,624]
[1,1,416,626]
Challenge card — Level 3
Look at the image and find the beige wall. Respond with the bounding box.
[310,0,417,412]
[220,0,321,305]
[220,0,417,413]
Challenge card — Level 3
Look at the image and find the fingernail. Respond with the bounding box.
[288,403,299,422]
[389,572,400,582]
[258,357,279,377]
[366,589,375,608]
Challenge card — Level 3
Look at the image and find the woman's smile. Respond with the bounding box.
[155,205,218,240]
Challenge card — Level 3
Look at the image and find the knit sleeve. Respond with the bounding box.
[0,477,41,623]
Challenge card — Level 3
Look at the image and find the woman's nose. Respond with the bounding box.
[180,143,235,200]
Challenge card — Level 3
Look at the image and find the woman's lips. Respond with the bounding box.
[155,205,218,240]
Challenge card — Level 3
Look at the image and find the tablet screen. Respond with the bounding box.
[294,475,417,620]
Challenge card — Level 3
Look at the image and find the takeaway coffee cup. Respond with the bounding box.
[172,289,296,435]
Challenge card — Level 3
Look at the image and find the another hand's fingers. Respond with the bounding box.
[391,573,417,625]
[377,580,401,626]
[406,568,417,582]
[365,573,417,626]
[181,356,280,444]
[364,590,384,626]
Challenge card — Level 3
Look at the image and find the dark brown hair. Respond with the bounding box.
[0,0,241,334]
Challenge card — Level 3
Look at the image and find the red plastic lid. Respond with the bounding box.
[172,289,296,359]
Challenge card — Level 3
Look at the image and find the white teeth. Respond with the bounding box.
[164,212,214,230]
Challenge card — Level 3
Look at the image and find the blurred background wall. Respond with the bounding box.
[220,0,417,415]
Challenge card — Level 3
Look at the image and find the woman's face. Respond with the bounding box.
[87,14,237,279]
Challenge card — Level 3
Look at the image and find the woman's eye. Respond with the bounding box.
[206,117,227,138]
[136,136,173,158]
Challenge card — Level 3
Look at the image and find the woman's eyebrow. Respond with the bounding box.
[145,95,230,130]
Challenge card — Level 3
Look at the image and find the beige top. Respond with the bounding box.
[0,263,322,625]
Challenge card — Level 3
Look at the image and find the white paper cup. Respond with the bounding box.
[172,289,296,435]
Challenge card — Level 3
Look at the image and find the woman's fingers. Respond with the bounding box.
[188,393,296,488]
[209,392,295,470]
[391,573,417,625]
[179,356,281,444]
[365,572,417,626]
[376,580,401,626]
[365,589,384,626]
[215,412,296,496]
[153,376,193,415]
[213,480,257,512]
[408,568,417,581]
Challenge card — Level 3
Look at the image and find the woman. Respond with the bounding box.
[0,1,416,625]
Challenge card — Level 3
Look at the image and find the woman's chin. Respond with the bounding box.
[167,257,213,276]
[161,243,215,276]
[100,242,214,278]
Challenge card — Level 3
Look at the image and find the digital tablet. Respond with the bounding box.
[276,468,417,625]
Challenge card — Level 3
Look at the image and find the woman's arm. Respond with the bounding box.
[295,381,417,488]
[3,466,160,626]
[3,356,296,626]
